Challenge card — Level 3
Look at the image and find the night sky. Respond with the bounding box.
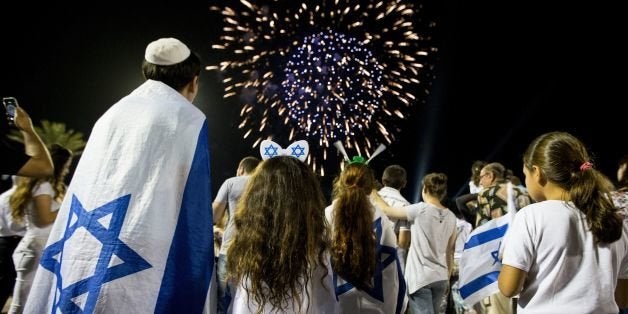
[1,1,625,203]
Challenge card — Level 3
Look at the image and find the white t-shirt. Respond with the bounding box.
[404,202,456,294]
[378,187,410,233]
[0,186,25,237]
[469,181,482,194]
[502,200,628,314]
[231,259,339,314]
[24,181,60,239]
[213,175,250,255]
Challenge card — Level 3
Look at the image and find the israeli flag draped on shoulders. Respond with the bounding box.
[459,182,518,307]
[325,203,408,314]
[26,80,216,313]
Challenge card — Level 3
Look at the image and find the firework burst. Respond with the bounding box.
[208,0,436,176]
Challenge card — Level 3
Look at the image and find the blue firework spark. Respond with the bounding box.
[209,0,436,175]
[282,30,383,140]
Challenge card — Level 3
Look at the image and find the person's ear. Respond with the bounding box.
[191,75,199,94]
[182,75,199,102]
[531,165,547,186]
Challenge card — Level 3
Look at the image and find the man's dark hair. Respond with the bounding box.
[142,52,201,91]
[382,165,407,190]
[239,156,261,175]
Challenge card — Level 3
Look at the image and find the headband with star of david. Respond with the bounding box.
[260,140,309,162]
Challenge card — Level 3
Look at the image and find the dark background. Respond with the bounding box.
[1,1,625,203]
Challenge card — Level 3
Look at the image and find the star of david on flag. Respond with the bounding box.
[40,194,151,313]
[331,215,407,314]
[459,182,518,306]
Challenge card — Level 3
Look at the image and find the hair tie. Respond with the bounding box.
[579,161,593,171]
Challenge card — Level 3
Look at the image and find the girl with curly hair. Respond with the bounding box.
[227,156,337,313]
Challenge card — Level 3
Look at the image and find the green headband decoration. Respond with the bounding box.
[349,156,367,164]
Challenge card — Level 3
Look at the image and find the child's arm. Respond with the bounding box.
[370,190,407,219]
[497,264,526,297]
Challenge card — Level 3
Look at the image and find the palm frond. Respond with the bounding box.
[7,120,86,155]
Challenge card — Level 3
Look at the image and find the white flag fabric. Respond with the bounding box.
[326,205,408,314]
[459,182,517,306]
[25,80,216,313]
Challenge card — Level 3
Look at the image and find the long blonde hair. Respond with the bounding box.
[11,144,73,222]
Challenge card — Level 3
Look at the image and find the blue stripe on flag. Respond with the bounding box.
[155,122,213,313]
[463,223,508,250]
[459,271,500,299]
[394,249,406,314]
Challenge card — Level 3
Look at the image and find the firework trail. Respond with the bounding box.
[208,0,436,175]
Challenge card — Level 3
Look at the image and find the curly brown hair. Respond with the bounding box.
[330,163,376,291]
[226,156,329,313]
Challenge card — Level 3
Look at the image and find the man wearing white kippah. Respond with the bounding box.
[25,38,216,313]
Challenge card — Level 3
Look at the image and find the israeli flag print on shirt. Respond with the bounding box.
[24,80,216,313]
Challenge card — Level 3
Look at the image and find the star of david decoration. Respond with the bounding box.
[333,217,404,305]
[290,144,306,158]
[263,144,279,158]
[40,194,152,313]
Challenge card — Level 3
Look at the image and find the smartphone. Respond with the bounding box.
[2,97,18,125]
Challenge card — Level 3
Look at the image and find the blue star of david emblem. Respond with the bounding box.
[290,144,305,158]
[333,217,406,313]
[40,194,152,313]
[263,144,279,158]
[491,241,502,265]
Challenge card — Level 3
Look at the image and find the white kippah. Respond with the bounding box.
[144,38,191,66]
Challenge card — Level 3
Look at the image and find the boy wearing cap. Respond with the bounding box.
[25,38,215,313]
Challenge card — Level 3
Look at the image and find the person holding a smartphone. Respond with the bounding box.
[1,98,54,178]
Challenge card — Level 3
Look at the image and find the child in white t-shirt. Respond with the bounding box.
[498,131,628,313]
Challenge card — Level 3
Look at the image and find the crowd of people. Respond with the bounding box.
[1,37,626,314]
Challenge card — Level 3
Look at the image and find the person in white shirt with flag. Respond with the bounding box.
[375,172,456,314]
[25,37,215,313]
[498,131,628,313]
[378,165,411,273]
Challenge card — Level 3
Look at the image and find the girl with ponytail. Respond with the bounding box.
[326,161,407,313]
[498,131,628,312]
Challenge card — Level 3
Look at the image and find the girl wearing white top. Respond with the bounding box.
[327,161,406,314]
[227,156,338,314]
[498,131,628,313]
[9,144,72,314]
